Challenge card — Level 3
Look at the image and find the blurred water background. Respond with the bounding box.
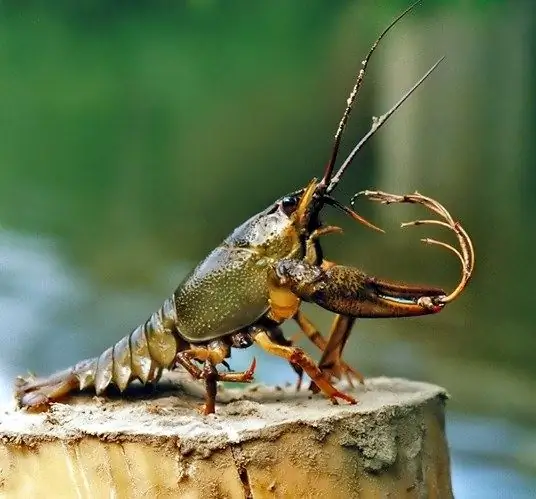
[0,1,534,497]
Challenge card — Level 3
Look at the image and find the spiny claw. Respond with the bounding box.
[417,295,445,313]
[352,189,474,305]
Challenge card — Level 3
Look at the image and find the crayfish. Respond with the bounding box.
[15,2,474,415]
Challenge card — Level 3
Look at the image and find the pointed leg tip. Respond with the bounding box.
[307,380,320,394]
[200,403,216,416]
[239,357,256,383]
[248,357,257,374]
[332,390,358,405]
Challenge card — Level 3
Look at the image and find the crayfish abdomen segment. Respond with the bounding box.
[15,297,185,411]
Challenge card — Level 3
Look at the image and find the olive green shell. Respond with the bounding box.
[173,203,301,342]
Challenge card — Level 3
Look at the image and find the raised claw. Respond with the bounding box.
[352,190,475,305]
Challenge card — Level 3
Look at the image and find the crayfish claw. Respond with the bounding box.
[355,189,474,305]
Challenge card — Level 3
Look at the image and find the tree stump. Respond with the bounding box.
[0,374,452,498]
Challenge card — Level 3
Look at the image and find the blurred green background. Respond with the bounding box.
[0,1,534,497]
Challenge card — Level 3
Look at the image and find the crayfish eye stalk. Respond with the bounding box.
[353,190,475,306]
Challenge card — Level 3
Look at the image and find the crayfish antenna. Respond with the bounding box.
[326,57,445,195]
[324,195,385,233]
[353,190,475,305]
[320,0,423,189]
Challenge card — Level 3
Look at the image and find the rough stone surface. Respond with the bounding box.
[0,374,453,499]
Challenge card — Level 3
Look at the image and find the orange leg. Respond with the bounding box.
[251,327,357,405]
[293,311,364,390]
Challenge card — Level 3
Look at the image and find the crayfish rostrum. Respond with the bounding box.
[15,2,474,414]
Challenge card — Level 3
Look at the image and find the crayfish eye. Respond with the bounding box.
[281,195,298,215]
[282,196,296,207]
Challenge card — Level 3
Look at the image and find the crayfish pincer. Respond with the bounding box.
[14,2,474,415]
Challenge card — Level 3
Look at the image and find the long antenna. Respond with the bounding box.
[326,56,445,194]
[319,0,423,189]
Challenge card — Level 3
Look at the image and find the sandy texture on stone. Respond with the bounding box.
[0,375,453,498]
[0,375,444,452]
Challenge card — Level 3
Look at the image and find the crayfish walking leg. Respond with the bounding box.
[174,340,256,414]
[250,325,357,405]
[292,310,363,389]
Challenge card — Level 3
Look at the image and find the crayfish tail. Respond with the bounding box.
[15,297,184,411]
[105,296,181,393]
[14,364,87,412]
